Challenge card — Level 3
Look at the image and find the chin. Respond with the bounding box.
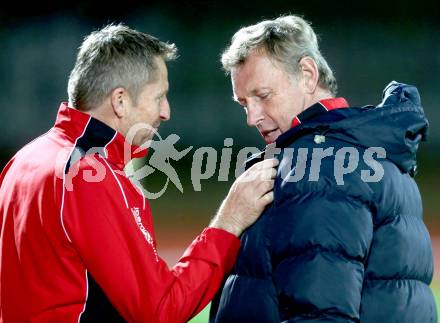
[263,137,274,144]
[132,132,151,147]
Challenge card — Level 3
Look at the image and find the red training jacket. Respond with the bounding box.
[0,103,240,322]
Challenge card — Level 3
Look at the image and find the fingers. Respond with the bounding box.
[256,191,274,208]
[243,165,277,182]
[258,179,275,195]
[214,159,278,236]
[249,158,279,171]
[242,158,279,182]
[268,167,277,179]
[255,167,277,180]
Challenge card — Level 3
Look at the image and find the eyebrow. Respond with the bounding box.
[155,89,168,100]
[159,85,169,97]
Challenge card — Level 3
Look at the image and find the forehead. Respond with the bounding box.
[231,51,290,95]
[148,58,168,87]
[138,58,168,96]
[152,57,168,82]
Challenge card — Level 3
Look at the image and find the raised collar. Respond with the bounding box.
[291,97,349,128]
[53,102,147,170]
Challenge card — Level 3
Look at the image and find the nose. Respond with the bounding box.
[246,102,263,127]
[160,98,171,121]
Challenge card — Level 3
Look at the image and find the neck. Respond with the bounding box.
[74,102,120,134]
[304,87,334,111]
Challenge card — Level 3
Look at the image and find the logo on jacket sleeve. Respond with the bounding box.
[131,207,159,262]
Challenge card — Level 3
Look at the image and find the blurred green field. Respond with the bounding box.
[188,304,210,323]
[188,284,440,322]
[434,283,440,319]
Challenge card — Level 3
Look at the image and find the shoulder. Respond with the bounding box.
[275,134,376,207]
[63,153,125,196]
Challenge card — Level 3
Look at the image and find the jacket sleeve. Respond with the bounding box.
[271,188,373,322]
[61,158,240,323]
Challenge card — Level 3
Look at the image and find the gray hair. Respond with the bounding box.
[221,15,337,95]
[68,23,177,110]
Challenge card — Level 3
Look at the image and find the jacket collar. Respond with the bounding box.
[274,97,350,149]
[291,97,349,128]
[54,102,147,170]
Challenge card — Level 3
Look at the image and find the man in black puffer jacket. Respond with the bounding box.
[210,15,437,322]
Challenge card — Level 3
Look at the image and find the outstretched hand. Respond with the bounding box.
[210,158,279,236]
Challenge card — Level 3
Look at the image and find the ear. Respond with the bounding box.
[298,56,319,94]
[110,87,128,118]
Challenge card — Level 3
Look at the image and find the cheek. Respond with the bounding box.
[266,99,294,131]
[264,100,284,123]
[146,102,161,120]
[136,104,155,123]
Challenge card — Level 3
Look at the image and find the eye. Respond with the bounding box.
[258,92,271,100]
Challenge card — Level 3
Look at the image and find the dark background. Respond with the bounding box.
[1,0,439,277]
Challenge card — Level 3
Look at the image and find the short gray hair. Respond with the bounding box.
[68,23,177,110]
[221,15,337,95]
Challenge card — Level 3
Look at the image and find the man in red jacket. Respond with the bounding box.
[0,24,277,322]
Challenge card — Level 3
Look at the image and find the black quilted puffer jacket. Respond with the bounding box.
[210,82,437,322]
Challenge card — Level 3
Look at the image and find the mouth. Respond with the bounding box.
[260,128,279,143]
[261,128,277,136]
